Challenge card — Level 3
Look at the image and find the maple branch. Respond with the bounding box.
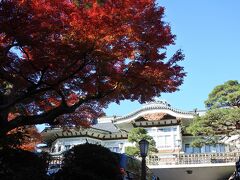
[53,46,96,86]
[0,50,90,111]
[1,34,109,121]
[0,70,16,85]
[62,43,95,75]
[8,65,35,85]
[0,58,90,112]
[0,86,53,111]
[0,68,48,110]
[55,88,68,106]
[0,84,119,137]
[19,46,42,72]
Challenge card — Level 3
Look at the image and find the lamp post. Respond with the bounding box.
[139,139,149,180]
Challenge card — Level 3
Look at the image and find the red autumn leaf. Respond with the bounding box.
[0,0,185,138]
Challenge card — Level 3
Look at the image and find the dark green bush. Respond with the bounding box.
[0,148,49,180]
[55,143,122,180]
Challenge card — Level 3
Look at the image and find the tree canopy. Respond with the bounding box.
[205,80,240,109]
[125,127,157,156]
[0,125,41,150]
[0,0,185,137]
[187,80,240,146]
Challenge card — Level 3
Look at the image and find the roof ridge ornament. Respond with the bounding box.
[143,100,171,108]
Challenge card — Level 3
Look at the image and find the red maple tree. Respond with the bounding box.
[0,125,41,151]
[0,0,185,137]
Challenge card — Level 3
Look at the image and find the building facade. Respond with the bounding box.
[41,101,234,157]
[41,101,239,180]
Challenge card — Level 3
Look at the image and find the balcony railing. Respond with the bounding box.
[48,152,240,167]
[147,151,240,166]
[48,155,63,166]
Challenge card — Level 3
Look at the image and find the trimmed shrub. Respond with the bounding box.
[55,144,122,180]
[0,148,49,180]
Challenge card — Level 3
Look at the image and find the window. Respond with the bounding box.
[165,135,171,146]
[113,147,119,153]
[205,145,210,153]
[157,127,171,132]
[193,147,201,153]
[216,144,225,153]
[220,144,225,152]
[202,144,225,153]
[164,128,171,132]
[157,127,178,132]
[58,146,61,152]
[157,135,172,148]
[157,136,165,148]
[51,147,56,153]
[184,144,225,154]
[65,145,71,151]
[184,144,202,154]
[210,145,216,153]
[201,146,205,153]
[185,144,192,153]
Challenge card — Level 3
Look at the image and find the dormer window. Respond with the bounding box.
[65,145,71,151]
[51,147,56,153]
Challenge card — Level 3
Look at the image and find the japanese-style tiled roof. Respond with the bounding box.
[42,126,128,144]
[92,122,119,133]
[113,101,195,123]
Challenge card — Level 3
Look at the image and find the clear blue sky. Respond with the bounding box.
[104,0,240,116]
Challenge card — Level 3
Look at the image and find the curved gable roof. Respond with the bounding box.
[113,101,195,125]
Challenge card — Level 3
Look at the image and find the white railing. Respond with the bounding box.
[147,152,240,165]
[48,155,63,166]
[48,152,240,167]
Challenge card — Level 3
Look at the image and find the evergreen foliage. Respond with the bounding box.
[187,80,240,147]
[125,127,157,156]
[205,80,240,109]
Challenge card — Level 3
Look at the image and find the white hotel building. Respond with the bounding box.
[41,101,239,180]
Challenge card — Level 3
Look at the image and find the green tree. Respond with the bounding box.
[125,127,157,156]
[187,80,240,147]
[205,80,240,109]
